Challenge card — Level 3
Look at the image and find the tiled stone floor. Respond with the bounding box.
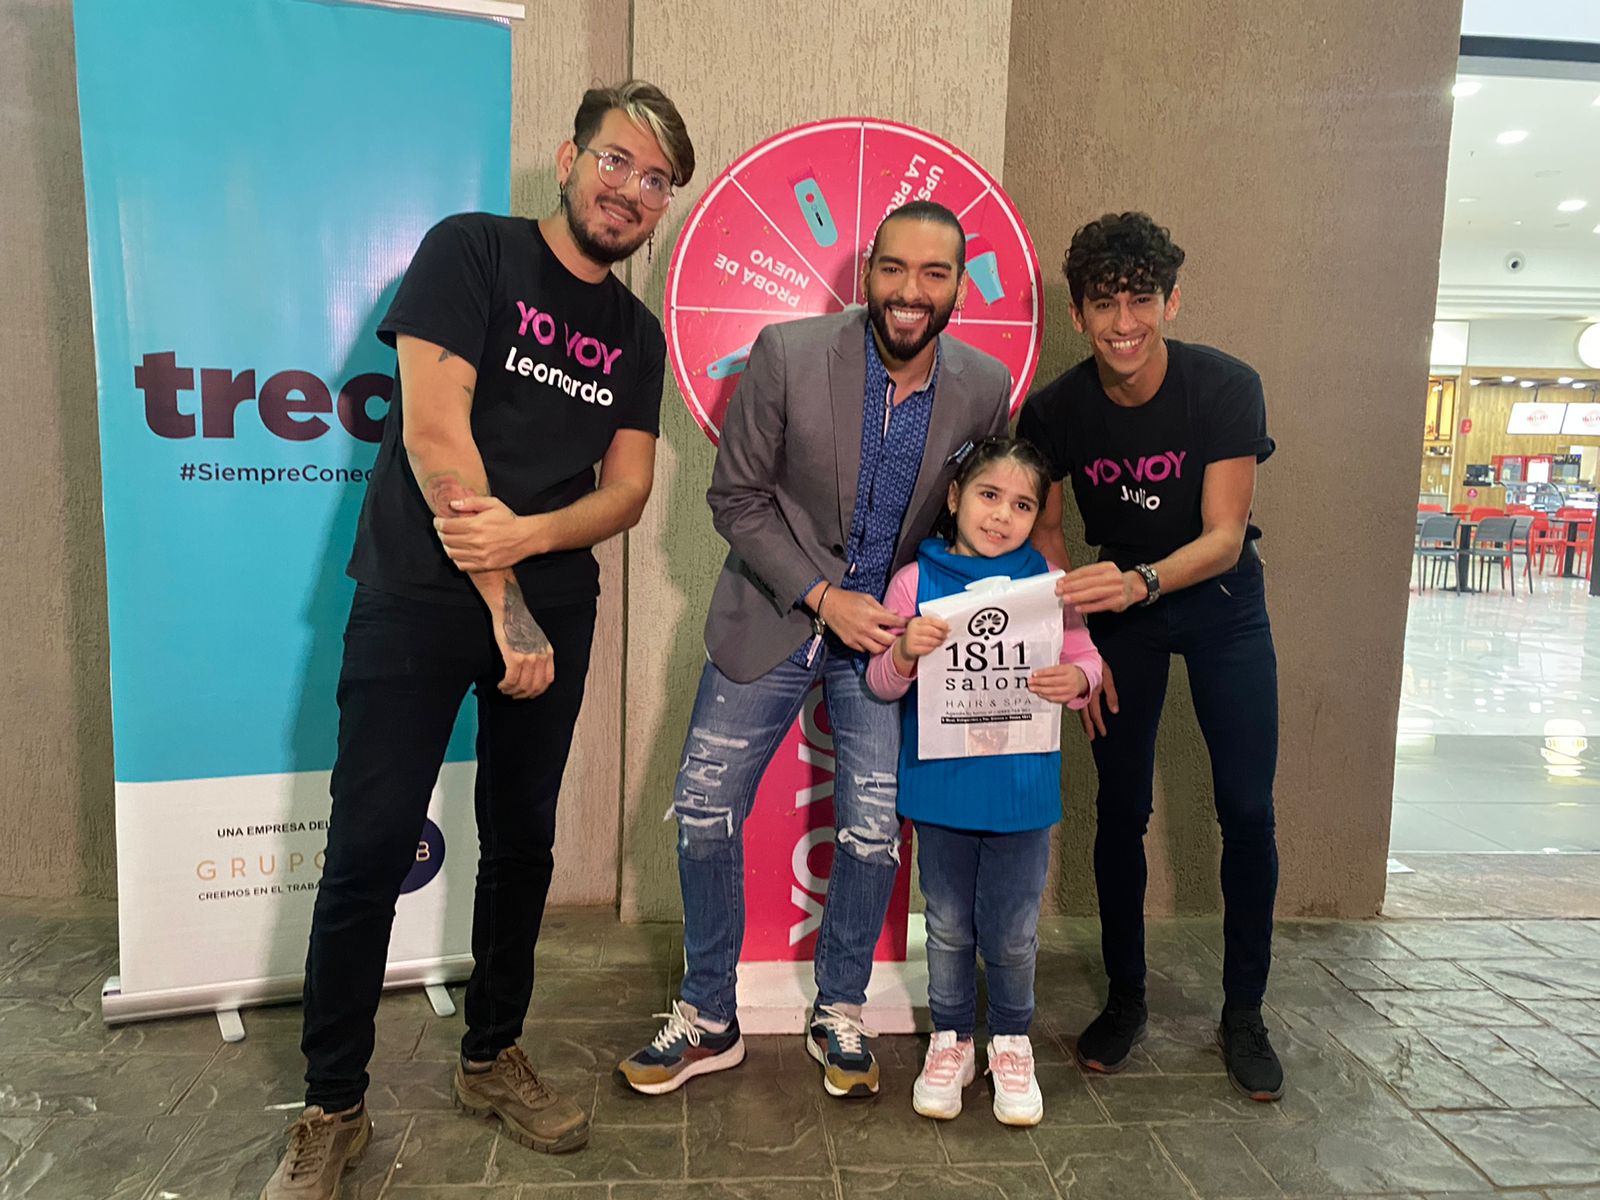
[4,904,1600,1198]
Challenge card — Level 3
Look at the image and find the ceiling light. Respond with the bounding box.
[1559,377,1573,385]
[1582,324,1600,371]
[1593,224,1600,235]
[1558,199,1589,213]
[1576,382,1589,389]
[1471,378,1483,385]
[1452,80,1481,98]
[1503,375,1517,383]
[1497,129,1529,145]
[1521,380,1537,388]
[1457,196,1477,204]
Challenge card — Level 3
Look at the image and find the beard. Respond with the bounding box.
[866,291,957,363]
[559,179,652,265]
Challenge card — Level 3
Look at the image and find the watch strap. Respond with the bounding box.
[1132,563,1161,606]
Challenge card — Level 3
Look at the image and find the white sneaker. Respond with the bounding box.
[912,1030,975,1119]
[988,1034,1043,1126]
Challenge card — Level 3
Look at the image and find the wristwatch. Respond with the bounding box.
[1131,563,1161,606]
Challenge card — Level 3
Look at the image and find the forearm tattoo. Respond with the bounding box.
[436,349,474,399]
[501,579,551,655]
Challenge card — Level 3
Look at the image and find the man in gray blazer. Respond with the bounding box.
[621,201,1012,1099]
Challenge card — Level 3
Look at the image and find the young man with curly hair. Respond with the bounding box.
[1017,211,1283,1101]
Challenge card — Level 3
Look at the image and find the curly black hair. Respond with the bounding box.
[1063,212,1185,308]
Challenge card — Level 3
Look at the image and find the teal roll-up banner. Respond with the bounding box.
[74,0,510,1020]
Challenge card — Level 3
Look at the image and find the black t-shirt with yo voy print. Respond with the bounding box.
[1017,339,1274,571]
[347,213,665,608]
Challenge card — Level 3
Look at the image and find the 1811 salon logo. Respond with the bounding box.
[968,607,1008,637]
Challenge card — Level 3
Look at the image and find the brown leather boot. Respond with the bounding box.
[258,1104,372,1199]
[452,1044,589,1153]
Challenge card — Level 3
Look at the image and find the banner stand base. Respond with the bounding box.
[99,954,474,1027]
[216,1009,246,1043]
[425,984,458,1018]
[734,916,929,1035]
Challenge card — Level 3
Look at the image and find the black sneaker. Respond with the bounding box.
[1218,1006,1284,1101]
[806,1003,879,1098]
[1075,991,1148,1073]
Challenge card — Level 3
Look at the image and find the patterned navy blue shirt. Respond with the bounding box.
[789,325,940,667]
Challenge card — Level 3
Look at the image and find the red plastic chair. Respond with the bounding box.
[1507,503,1535,515]
[1556,507,1595,577]
[1529,514,1562,574]
[1451,504,1470,515]
[1470,506,1506,522]
[1418,503,1444,513]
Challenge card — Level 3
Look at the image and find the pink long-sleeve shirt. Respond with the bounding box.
[865,560,1103,707]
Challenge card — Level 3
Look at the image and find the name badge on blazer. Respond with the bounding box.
[946,440,975,467]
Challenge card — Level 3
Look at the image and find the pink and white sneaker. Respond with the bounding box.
[987,1034,1043,1126]
[911,1030,976,1119]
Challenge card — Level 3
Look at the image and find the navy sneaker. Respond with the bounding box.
[1218,1006,1285,1101]
[806,1003,879,1098]
[618,1000,745,1095]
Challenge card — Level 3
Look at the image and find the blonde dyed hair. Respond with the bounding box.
[574,80,695,187]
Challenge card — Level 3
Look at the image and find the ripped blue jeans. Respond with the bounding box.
[674,649,903,1024]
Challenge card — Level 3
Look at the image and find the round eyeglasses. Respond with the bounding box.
[579,146,674,211]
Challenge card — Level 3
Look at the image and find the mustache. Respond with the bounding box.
[560,177,641,224]
[596,195,640,221]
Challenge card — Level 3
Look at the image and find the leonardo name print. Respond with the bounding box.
[504,301,628,407]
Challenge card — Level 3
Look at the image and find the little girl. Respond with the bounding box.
[866,435,1101,1126]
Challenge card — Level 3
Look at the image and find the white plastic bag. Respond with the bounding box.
[916,571,1065,761]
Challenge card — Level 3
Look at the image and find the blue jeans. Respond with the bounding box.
[916,821,1052,1038]
[675,647,903,1023]
[1086,551,1279,1007]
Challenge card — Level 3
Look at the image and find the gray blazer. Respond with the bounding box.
[704,308,1013,683]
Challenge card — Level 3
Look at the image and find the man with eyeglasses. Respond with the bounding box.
[260,81,694,1200]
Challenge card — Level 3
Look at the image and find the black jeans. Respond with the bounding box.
[302,584,596,1110]
[1087,552,1279,1007]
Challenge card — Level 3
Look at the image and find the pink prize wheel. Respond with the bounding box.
[664,119,1044,962]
